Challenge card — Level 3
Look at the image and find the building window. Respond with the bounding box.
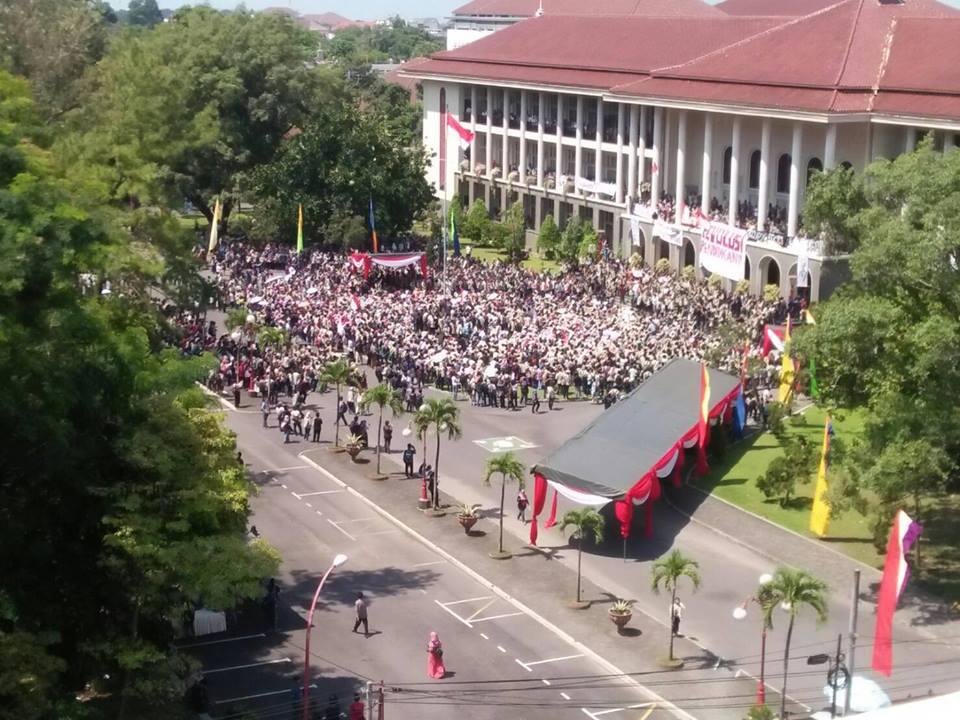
[463,93,472,122]
[643,107,654,148]
[840,160,853,171]
[601,151,617,184]
[806,157,823,185]
[749,150,761,189]
[602,103,618,143]
[777,153,791,194]
[722,146,732,185]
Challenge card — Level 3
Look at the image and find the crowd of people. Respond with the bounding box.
[203,242,790,417]
[633,192,799,243]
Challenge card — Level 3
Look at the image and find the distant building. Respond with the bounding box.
[446,0,720,50]
[405,0,960,302]
[262,8,376,36]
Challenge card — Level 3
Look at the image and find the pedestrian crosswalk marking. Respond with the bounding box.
[473,436,538,453]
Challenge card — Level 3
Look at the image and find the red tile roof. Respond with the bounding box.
[405,0,960,121]
[716,0,843,16]
[452,0,722,17]
[432,15,779,75]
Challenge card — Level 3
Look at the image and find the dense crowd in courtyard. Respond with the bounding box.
[193,243,796,415]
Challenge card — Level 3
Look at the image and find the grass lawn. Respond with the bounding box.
[460,243,561,273]
[699,407,960,599]
[696,407,880,567]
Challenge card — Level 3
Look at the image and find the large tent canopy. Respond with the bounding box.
[529,359,740,543]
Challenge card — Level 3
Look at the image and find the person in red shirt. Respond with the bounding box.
[348,693,365,720]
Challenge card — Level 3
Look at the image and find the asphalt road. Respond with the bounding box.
[183,397,680,720]
[187,353,960,719]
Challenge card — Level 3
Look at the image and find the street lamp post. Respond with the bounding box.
[302,553,348,720]
[733,573,774,706]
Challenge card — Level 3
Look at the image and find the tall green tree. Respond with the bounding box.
[0,0,109,118]
[651,549,701,662]
[765,568,828,718]
[254,99,433,246]
[361,384,405,475]
[65,6,343,221]
[414,398,462,510]
[126,0,162,26]
[0,71,279,719]
[464,199,492,246]
[321,359,360,448]
[795,141,960,551]
[494,201,528,263]
[537,214,561,260]
[559,508,605,605]
[483,452,526,556]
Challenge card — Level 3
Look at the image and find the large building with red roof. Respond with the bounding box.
[405,0,960,301]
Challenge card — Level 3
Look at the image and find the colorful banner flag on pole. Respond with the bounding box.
[778,316,795,404]
[207,197,221,256]
[296,203,304,255]
[872,510,923,676]
[697,363,711,475]
[450,206,460,257]
[368,198,379,254]
[803,309,819,398]
[809,416,833,537]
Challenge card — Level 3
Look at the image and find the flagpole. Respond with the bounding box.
[844,569,861,715]
[442,104,449,281]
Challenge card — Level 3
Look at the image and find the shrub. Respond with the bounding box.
[655,258,672,275]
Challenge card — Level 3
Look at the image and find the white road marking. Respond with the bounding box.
[412,560,446,567]
[316,510,323,516]
[581,704,653,719]
[479,633,489,640]
[434,599,473,628]
[442,596,492,606]
[304,503,313,508]
[496,645,507,653]
[541,679,551,686]
[469,612,524,623]
[203,657,291,675]
[296,453,696,720]
[293,490,344,498]
[216,683,316,705]
[522,654,584,668]
[561,692,571,701]
[177,633,265,648]
[281,484,288,489]
[515,659,530,672]
[275,465,310,471]
[465,598,497,622]
[326,520,357,541]
[366,529,401,536]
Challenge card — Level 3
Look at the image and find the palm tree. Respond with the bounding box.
[483,451,526,556]
[559,508,605,605]
[360,383,404,474]
[320,359,357,448]
[651,549,701,662]
[414,398,462,509]
[766,567,828,719]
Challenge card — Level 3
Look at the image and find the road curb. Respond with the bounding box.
[297,451,698,720]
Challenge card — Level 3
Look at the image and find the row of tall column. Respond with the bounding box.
[464,86,845,239]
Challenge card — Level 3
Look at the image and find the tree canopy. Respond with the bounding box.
[0,69,277,720]
[322,17,442,67]
[796,141,960,545]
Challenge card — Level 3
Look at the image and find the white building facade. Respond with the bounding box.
[408,0,960,301]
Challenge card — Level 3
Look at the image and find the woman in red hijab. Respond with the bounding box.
[427,631,446,679]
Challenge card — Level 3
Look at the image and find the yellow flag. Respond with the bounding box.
[778,316,794,403]
[809,416,832,536]
[207,197,221,255]
[297,204,304,254]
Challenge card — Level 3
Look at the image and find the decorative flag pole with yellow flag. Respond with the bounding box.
[778,315,795,404]
[697,363,711,475]
[206,196,221,258]
[803,309,819,398]
[809,416,833,536]
[296,203,304,255]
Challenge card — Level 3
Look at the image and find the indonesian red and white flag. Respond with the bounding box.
[872,510,923,676]
[350,294,362,312]
[446,113,475,150]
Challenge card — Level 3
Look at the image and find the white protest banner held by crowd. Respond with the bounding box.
[699,222,747,281]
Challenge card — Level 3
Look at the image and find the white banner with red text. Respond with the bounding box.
[699,222,747,281]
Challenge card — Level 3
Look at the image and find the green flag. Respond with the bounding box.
[809,357,819,398]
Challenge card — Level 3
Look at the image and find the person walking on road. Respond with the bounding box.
[303,410,313,440]
[427,631,446,679]
[337,399,349,427]
[352,592,369,636]
[261,398,270,427]
[312,415,323,442]
[403,443,416,477]
[672,597,685,638]
[383,420,393,453]
[348,693,365,720]
[516,488,529,523]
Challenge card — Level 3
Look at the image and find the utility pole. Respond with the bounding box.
[845,569,861,715]
[365,681,373,720]
[830,633,843,717]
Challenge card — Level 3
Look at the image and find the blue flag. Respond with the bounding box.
[733,384,747,438]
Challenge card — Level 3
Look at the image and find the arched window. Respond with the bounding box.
[749,150,761,189]
[722,146,733,184]
[806,157,823,185]
[776,153,791,194]
[840,160,853,171]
